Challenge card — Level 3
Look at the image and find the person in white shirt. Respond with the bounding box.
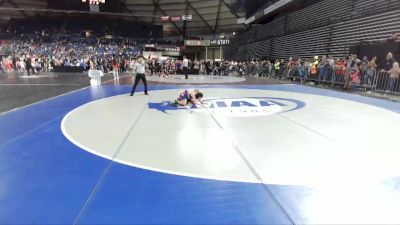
[182,55,189,79]
[130,56,149,96]
[18,60,25,74]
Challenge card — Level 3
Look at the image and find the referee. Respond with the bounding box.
[182,55,189,79]
[130,56,149,96]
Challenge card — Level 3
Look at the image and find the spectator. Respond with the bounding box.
[364,56,377,85]
[318,55,329,83]
[382,52,394,72]
[344,55,355,89]
[25,55,33,75]
[274,59,281,78]
[310,56,319,77]
[328,55,335,75]
[112,59,120,80]
[335,57,346,76]
[350,63,361,91]
[387,62,400,92]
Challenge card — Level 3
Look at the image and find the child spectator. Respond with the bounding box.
[350,62,361,91]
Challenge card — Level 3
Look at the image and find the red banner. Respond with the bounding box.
[161,16,170,22]
[170,16,182,22]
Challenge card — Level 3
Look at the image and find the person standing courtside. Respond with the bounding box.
[130,56,148,96]
[183,55,189,79]
[25,55,32,76]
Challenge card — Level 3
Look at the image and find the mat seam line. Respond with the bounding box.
[0,115,64,150]
[277,114,334,141]
[72,95,151,225]
[201,107,297,225]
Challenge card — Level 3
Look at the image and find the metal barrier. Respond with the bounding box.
[318,67,335,86]
[331,69,378,91]
[286,67,310,83]
[332,69,346,86]
[242,62,399,96]
[286,66,335,85]
[360,69,378,91]
[274,67,382,93]
[374,71,400,94]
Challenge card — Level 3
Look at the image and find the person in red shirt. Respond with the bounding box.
[350,64,361,89]
[335,58,346,85]
[112,59,120,80]
[335,58,346,76]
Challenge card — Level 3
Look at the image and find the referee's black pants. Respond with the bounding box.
[183,67,188,79]
[130,73,148,95]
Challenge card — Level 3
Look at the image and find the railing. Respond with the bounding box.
[281,67,398,95]
[285,67,379,92]
[242,66,400,96]
[374,71,400,94]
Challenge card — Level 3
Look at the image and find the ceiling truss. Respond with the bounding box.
[0,0,247,35]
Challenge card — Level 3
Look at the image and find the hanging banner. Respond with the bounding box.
[161,16,170,22]
[171,16,182,22]
[184,40,210,47]
[210,39,230,46]
[182,15,192,21]
[162,47,181,52]
[162,51,181,57]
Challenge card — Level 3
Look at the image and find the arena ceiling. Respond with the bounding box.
[0,0,247,36]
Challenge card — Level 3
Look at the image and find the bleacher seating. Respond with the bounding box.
[271,26,331,60]
[329,8,400,58]
[227,0,400,60]
[257,16,286,39]
[286,0,352,33]
[354,0,391,15]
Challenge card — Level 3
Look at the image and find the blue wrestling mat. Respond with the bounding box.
[1,84,400,224]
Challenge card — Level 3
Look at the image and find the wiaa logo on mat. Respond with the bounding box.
[149,97,305,117]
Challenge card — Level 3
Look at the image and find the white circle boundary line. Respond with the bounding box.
[60,88,400,185]
[60,92,262,185]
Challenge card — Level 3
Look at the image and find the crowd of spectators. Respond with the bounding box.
[213,53,399,93]
[0,29,140,75]
[146,59,238,77]
[1,27,399,93]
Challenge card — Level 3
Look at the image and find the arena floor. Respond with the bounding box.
[1,73,400,224]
